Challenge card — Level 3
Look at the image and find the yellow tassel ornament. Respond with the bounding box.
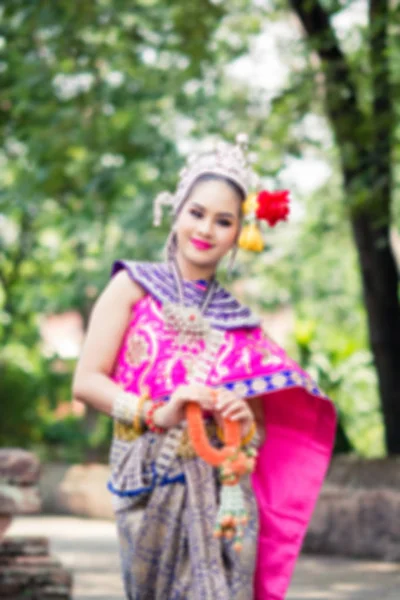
[238,223,264,252]
[241,192,258,216]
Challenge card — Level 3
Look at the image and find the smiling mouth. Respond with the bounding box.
[191,238,213,250]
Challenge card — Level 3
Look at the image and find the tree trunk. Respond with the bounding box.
[289,0,400,453]
[350,212,400,453]
[347,0,400,453]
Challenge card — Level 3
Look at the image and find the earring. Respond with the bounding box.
[166,230,178,261]
[227,245,238,275]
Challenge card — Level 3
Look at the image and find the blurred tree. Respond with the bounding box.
[263,0,400,454]
[1,0,396,458]
[0,0,264,452]
[0,0,230,339]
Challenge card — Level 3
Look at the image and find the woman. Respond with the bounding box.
[72,136,336,600]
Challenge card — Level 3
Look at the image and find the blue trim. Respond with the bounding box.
[107,462,186,498]
[220,369,327,400]
[155,371,327,408]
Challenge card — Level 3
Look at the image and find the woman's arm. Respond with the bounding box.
[72,270,145,416]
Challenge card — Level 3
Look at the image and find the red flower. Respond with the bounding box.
[255,190,290,227]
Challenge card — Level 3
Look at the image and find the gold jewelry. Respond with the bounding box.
[216,420,256,447]
[112,391,139,424]
[241,421,257,446]
[153,134,256,227]
[133,390,149,433]
[114,421,141,442]
[162,258,217,347]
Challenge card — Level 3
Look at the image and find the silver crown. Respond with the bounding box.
[153,134,260,226]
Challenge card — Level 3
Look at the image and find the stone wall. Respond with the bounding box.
[39,455,400,561]
[0,537,72,599]
[304,485,400,560]
[0,449,72,599]
[40,463,113,520]
[303,456,400,560]
[0,449,41,522]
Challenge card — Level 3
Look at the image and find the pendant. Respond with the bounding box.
[163,302,212,346]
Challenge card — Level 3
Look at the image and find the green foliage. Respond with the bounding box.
[40,416,87,463]
[0,0,264,461]
[0,0,264,337]
[0,0,394,459]
[293,319,384,456]
[0,359,43,448]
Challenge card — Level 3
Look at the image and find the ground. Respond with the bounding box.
[8,516,400,600]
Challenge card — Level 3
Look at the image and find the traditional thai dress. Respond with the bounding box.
[108,261,336,600]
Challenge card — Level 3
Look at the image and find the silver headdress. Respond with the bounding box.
[153,133,261,226]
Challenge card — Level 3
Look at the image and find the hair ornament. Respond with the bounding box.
[152,134,291,254]
[256,189,290,226]
[153,191,174,227]
[238,189,291,252]
[153,133,260,227]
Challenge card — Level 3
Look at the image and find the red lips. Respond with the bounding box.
[191,238,213,250]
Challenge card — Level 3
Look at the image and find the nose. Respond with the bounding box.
[197,217,213,238]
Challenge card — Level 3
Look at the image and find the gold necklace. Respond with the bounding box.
[162,259,217,346]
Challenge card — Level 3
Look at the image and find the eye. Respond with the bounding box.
[217,219,233,227]
[190,209,203,218]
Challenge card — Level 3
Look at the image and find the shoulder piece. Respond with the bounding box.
[112,260,261,331]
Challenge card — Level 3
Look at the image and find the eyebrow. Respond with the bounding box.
[190,202,236,219]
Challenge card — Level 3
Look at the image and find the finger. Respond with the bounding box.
[220,398,251,417]
[221,400,251,416]
[215,398,230,412]
[229,413,253,424]
[215,393,237,411]
[220,403,247,419]
[192,393,215,410]
[188,387,214,407]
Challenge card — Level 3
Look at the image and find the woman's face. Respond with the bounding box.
[175,179,242,271]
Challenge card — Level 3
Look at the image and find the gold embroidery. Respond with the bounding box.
[181,353,197,380]
[114,420,142,442]
[136,323,161,393]
[259,346,273,366]
[249,329,278,366]
[212,333,232,380]
[126,333,150,367]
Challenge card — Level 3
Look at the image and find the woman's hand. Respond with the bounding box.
[153,383,216,429]
[214,388,255,437]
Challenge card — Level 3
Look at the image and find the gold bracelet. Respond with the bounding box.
[217,421,256,446]
[216,425,224,443]
[133,390,149,433]
[241,421,257,446]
